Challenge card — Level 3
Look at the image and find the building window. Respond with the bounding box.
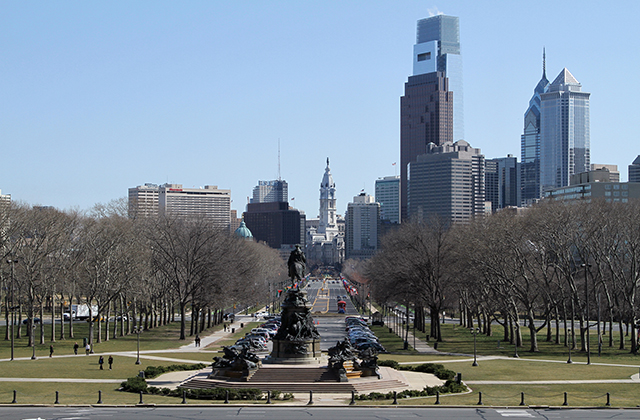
[417,52,431,61]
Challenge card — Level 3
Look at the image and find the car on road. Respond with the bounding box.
[22,317,40,325]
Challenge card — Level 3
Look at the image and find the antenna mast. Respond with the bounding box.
[278,138,281,181]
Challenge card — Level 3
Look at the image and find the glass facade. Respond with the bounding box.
[415,15,464,141]
[375,176,400,224]
[520,55,549,205]
[540,69,590,192]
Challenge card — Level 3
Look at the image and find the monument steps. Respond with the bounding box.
[179,377,408,393]
[248,366,339,383]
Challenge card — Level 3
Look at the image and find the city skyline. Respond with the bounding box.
[2,1,639,218]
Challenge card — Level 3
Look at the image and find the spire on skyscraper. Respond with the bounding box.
[543,47,546,79]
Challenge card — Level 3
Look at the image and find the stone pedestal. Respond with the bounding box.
[266,288,321,363]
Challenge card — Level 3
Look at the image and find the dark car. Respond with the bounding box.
[22,317,40,325]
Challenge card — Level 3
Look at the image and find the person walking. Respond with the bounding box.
[85,343,90,355]
[98,355,104,370]
[49,345,54,357]
[194,335,200,347]
[108,355,113,370]
[73,342,79,355]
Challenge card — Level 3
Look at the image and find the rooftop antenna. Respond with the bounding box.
[542,47,546,79]
[278,138,281,181]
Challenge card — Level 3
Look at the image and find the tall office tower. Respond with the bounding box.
[243,202,305,250]
[375,175,400,224]
[250,180,288,203]
[128,183,160,218]
[318,158,338,239]
[408,140,485,224]
[345,192,380,260]
[630,156,640,183]
[400,15,461,222]
[158,184,231,229]
[400,71,453,222]
[486,155,521,212]
[415,14,464,141]
[521,52,550,205]
[540,68,590,192]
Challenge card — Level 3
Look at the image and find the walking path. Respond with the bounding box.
[3,307,640,406]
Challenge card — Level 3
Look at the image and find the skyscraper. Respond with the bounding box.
[345,192,380,260]
[400,14,461,222]
[415,15,464,141]
[629,156,640,183]
[251,180,288,204]
[521,52,549,205]
[375,175,400,224]
[407,140,485,224]
[486,155,521,211]
[540,68,590,192]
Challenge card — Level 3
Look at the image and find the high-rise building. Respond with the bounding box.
[128,183,160,219]
[159,184,231,229]
[345,192,379,260]
[318,158,339,239]
[407,140,485,224]
[243,201,305,251]
[375,175,400,224]
[415,14,464,141]
[540,68,590,192]
[630,156,640,183]
[486,155,521,212]
[400,15,461,222]
[521,52,550,205]
[400,71,453,222]
[251,180,288,204]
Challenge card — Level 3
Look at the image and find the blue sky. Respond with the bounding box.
[2,1,638,218]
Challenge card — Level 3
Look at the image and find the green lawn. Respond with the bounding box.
[3,316,640,406]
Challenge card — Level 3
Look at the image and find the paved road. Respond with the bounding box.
[1,406,639,420]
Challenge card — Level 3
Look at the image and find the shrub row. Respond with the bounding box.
[143,363,207,379]
[378,361,456,381]
[356,380,467,400]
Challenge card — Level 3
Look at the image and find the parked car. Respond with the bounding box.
[22,317,40,325]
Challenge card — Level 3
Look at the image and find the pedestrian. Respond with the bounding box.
[108,355,113,370]
[195,335,200,347]
[98,355,104,370]
[73,342,79,355]
[223,324,227,332]
[85,343,90,355]
[49,345,54,357]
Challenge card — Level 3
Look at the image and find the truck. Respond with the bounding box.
[64,304,98,321]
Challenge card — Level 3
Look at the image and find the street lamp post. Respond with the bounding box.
[133,326,142,365]
[7,258,18,362]
[581,263,592,365]
[471,327,479,366]
[567,328,573,364]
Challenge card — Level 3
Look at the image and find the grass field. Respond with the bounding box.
[3,315,640,406]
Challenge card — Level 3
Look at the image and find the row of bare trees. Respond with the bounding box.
[366,199,640,354]
[1,199,286,347]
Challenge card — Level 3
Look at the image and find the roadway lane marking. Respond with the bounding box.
[496,410,536,417]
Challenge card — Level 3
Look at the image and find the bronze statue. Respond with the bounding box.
[287,244,306,287]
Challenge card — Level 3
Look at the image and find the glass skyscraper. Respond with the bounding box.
[400,14,462,222]
[520,53,549,205]
[540,68,590,192]
[415,15,464,141]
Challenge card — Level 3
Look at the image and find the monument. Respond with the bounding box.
[268,245,322,362]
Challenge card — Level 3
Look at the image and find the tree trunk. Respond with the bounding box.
[179,301,187,340]
[618,319,625,350]
[50,292,56,343]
